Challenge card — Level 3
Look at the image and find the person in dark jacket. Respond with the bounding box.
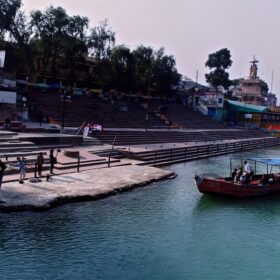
[36,152,44,177]
[49,150,56,174]
[0,159,6,189]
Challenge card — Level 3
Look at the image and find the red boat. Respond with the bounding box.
[194,158,280,198]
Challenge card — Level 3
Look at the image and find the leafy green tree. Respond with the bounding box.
[260,80,269,94]
[7,10,36,74]
[87,20,115,87]
[110,45,135,91]
[153,48,181,95]
[205,48,232,89]
[30,6,70,79]
[87,20,115,62]
[63,15,89,83]
[131,46,180,96]
[0,0,21,39]
[132,45,154,93]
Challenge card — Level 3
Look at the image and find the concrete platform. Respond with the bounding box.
[0,165,175,211]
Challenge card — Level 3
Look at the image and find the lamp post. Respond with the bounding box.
[194,87,199,108]
[61,89,67,131]
[61,86,72,131]
[145,114,149,132]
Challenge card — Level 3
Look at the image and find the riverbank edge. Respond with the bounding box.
[0,169,177,212]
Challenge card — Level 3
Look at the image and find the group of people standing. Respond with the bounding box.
[0,149,57,188]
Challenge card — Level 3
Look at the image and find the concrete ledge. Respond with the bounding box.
[0,165,176,212]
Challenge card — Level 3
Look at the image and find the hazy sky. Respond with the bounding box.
[23,0,280,98]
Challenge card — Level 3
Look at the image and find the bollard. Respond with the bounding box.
[77,157,80,172]
[34,163,37,178]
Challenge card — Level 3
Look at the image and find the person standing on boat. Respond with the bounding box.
[244,161,253,176]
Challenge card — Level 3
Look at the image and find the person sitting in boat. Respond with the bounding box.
[231,168,238,180]
[269,174,275,184]
[260,175,269,186]
[234,169,242,183]
[239,172,250,185]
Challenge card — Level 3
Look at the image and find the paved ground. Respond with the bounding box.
[0,165,175,211]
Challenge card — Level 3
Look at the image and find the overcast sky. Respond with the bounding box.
[23,0,280,99]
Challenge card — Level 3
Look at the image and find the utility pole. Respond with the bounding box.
[61,89,67,131]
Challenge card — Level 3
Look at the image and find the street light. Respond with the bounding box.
[61,86,72,131]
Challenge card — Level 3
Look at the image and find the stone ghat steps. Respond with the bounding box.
[0,131,18,137]
[132,138,280,167]
[0,137,22,142]
[163,105,228,129]
[0,144,73,155]
[0,141,35,148]
[57,158,106,166]
[94,133,209,145]
[0,150,48,159]
[54,158,121,170]
[93,130,270,146]
[89,149,125,159]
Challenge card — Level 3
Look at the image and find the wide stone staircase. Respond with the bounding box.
[28,92,166,129]
[157,104,227,129]
[123,137,280,167]
[92,129,271,146]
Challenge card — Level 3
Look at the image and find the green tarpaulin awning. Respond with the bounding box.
[226,100,269,113]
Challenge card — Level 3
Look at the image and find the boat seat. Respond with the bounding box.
[249,180,259,186]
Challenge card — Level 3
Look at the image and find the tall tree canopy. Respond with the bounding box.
[0,0,21,39]
[30,6,89,80]
[205,48,232,89]
[1,4,181,94]
[87,20,115,62]
[110,45,135,92]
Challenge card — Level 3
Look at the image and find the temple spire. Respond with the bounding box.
[249,55,259,79]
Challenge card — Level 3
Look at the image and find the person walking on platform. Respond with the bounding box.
[49,150,57,174]
[36,152,44,177]
[17,157,26,184]
[0,159,6,189]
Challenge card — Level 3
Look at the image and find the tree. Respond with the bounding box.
[87,20,115,87]
[132,45,154,93]
[110,45,135,91]
[205,48,232,89]
[260,80,269,94]
[153,48,181,95]
[7,11,35,73]
[63,15,89,83]
[87,20,115,62]
[131,46,180,96]
[0,0,21,39]
[30,6,70,79]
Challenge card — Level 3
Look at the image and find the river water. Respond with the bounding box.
[1,147,280,280]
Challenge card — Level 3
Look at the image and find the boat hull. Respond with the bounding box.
[194,175,280,197]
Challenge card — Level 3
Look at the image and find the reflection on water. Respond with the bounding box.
[1,146,280,279]
[194,193,280,215]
